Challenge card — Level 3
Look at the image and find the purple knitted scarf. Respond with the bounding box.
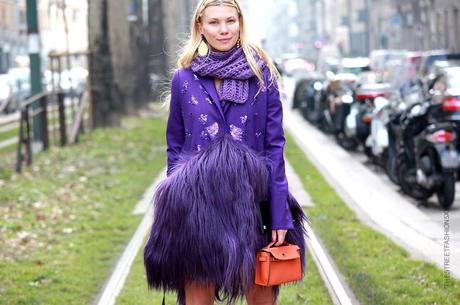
[191,46,266,104]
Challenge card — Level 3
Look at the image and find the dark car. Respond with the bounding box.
[428,65,460,120]
[419,50,460,78]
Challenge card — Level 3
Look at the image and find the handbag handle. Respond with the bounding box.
[264,241,293,249]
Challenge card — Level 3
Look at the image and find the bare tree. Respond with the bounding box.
[88,0,121,127]
[107,0,150,115]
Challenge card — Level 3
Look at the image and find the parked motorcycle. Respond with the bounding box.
[344,82,391,156]
[320,78,358,149]
[385,97,408,185]
[367,96,392,166]
[428,65,460,181]
[396,101,458,209]
[292,73,325,123]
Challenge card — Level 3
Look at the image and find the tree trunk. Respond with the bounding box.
[148,0,167,99]
[88,0,121,127]
[148,0,167,74]
[108,0,150,115]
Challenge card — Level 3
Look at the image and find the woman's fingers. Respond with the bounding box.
[271,230,277,243]
[271,229,288,246]
[275,230,287,246]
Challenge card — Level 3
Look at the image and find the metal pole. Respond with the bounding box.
[346,0,353,56]
[39,96,49,150]
[365,0,372,55]
[26,0,43,140]
[58,92,67,146]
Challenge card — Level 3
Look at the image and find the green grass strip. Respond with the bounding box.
[284,131,460,304]
[0,127,18,142]
[0,117,166,305]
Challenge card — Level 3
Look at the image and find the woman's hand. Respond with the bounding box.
[271,229,287,246]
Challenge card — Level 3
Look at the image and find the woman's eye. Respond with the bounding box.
[209,21,218,25]
[228,19,235,23]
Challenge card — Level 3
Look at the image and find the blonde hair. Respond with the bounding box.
[177,0,279,88]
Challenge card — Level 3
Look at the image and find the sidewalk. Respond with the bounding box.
[284,108,460,279]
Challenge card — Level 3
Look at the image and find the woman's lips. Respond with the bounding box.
[218,38,232,43]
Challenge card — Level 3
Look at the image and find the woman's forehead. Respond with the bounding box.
[202,5,239,19]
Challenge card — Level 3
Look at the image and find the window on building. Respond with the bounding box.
[444,10,449,49]
[73,10,78,22]
[406,13,413,27]
[20,10,25,24]
[420,3,427,24]
[436,11,442,36]
[1,7,6,30]
[455,8,460,50]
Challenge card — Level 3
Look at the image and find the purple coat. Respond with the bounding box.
[165,67,294,230]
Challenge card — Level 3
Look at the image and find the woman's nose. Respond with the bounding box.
[219,24,229,34]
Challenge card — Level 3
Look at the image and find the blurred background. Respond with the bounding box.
[1,0,460,196]
[0,0,459,121]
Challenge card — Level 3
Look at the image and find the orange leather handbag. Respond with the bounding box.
[255,242,302,286]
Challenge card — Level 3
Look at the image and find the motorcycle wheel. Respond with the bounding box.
[363,145,373,159]
[385,153,400,185]
[293,84,307,109]
[335,132,359,151]
[397,154,434,200]
[436,173,456,210]
[319,111,335,134]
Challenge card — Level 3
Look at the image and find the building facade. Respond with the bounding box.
[0,0,27,73]
[38,0,88,67]
[319,0,460,57]
[259,0,317,61]
[0,0,88,73]
[397,0,459,52]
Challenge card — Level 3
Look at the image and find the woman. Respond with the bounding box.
[144,1,307,304]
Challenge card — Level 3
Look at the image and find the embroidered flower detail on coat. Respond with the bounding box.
[193,74,199,81]
[230,125,244,141]
[200,130,209,140]
[205,97,213,105]
[206,122,219,140]
[240,115,248,125]
[198,114,208,125]
[181,81,189,94]
[190,95,198,105]
[255,130,264,138]
[193,144,202,151]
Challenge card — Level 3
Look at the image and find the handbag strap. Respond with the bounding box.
[264,241,293,249]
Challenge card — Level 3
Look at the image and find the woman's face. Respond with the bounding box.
[199,5,240,52]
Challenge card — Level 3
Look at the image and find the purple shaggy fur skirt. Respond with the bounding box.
[143,135,307,305]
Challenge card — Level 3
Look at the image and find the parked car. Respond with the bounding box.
[419,50,460,78]
[317,56,339,79]
[7,67,31,103]
[276,54,315,77]
[0,74,13,113]
[339,57,370,75]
